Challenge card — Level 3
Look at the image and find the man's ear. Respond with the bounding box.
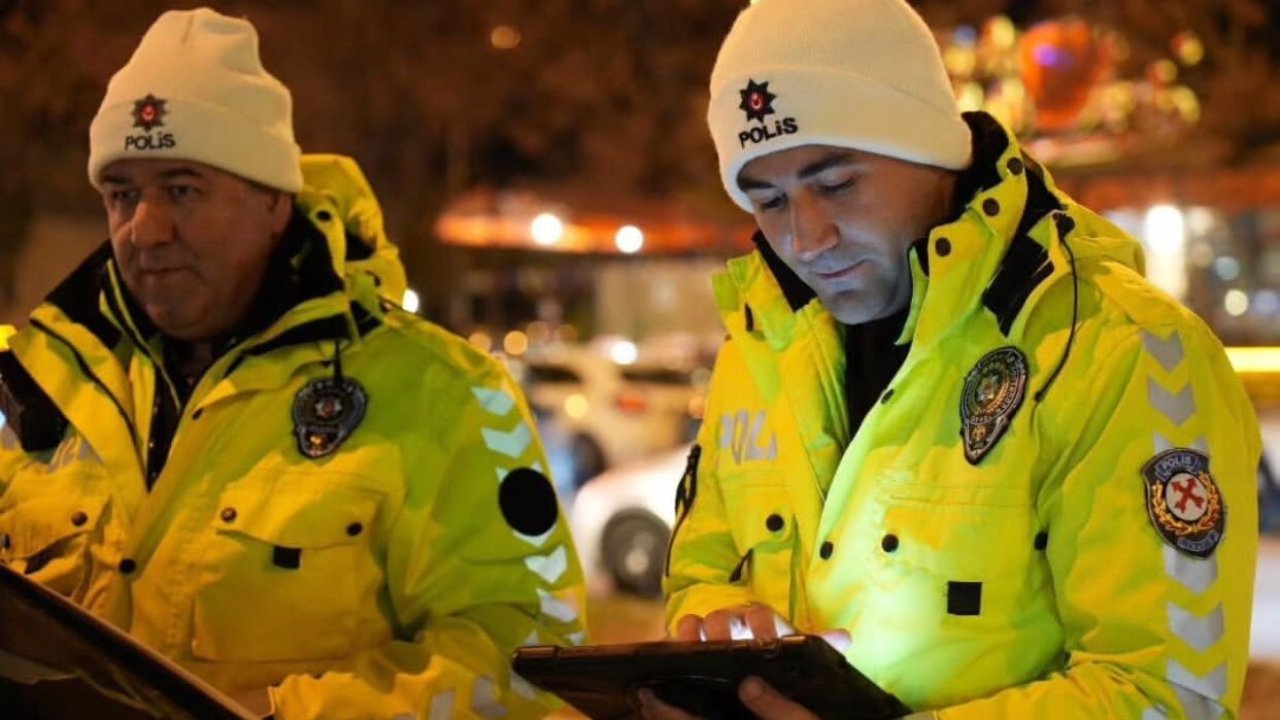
[266,192,294,235]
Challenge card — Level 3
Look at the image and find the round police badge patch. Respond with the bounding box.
[960,346,1029,465]
[292,377,368,459]
[1142,448,1225,559]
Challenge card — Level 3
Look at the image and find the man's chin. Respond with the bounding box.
[144,305,210,342]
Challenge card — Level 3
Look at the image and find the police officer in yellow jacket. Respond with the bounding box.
[0,8,584,719]
[651,1,1261,719]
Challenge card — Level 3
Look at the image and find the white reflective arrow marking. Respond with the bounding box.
[522,629,541,646]
[524,545,568,584]
[514,527,555,549]
[1167,602,1225,653]
[483,422,533,459]
[537,589,580,623]
[472,386,516,416]
[567,631,586,646]
[495,467,509,482]
[1141,707,1169,720]
[1148,380,1196,427]
[1172,683,1224,720]
[1168,659,1227,701]
[1142,330,1185,373]
[471,676,508,718]
[427,689,454,720]
[511,674,539,700]
[1163,546,1218,594]
[1155,434,1208,455]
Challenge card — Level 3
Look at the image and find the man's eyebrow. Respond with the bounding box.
[737,151,862,192]
[100,174,131,186]
[159,168,204,180]
[796,153,861,180]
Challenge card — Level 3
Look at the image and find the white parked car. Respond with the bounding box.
[569,443,691,597]
[522,345,704,489]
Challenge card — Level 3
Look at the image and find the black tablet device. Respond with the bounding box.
[0,563,255,719]
[512,635,911,720]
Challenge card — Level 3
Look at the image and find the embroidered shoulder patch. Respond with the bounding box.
[1142,448,1225,559]
[960,346,1028,465]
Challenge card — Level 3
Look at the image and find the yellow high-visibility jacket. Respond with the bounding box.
[0,155,585,719]
[664,114,1260,719]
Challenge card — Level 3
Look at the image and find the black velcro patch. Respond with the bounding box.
[947,581,982,616]
[499,467,559,537]
[272,546,302,570]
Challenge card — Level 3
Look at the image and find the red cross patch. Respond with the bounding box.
[1142,448,1225,558]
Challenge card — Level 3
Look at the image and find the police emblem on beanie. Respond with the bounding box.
[735,79,798,149]
[131,94,167,131]
[739,80,776,122]
[1142,448,1225,559]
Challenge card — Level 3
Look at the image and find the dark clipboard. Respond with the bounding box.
[0,563,255,719]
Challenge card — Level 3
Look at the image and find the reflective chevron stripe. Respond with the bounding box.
[1142,330,1184,373]
[511,674,538,700]
[513,526,554,549]
[1147,380,1195,427]
[1142,331,1230,719]
[1154,433,1207,454]
[471,676,507,718]
[427,689,455,720]
[1166,602,1225,653]
[1168,659,1227,701]
[536,589,580,624]
[1172,683,1225,720]
[567,630,586,646]
[1162,545,1218,595]
[525,545,568,584]
[472,386,516,416]
[482,423,533,459]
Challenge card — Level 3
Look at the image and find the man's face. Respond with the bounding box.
[101,159,292,342]
[738,145,956,325]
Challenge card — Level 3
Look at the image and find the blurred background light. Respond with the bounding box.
[531,213,564,246]
[615,225,644,254]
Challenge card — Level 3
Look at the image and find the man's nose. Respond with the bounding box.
[789,194,837,263]
[130,197,175,248]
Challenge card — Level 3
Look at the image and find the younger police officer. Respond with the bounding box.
[0,8,584,718]
[655,0,1261,718]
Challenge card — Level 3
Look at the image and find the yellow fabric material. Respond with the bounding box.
[0,155,585,719]
[664,121,1260,718]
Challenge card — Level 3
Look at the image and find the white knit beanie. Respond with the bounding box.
[88,7,302,193]
[708,0,972,211]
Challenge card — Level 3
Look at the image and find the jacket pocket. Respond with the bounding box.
[869,475,1049,633]
[721,478,796,615]
[190,478,382,663]
[0,491,109,598]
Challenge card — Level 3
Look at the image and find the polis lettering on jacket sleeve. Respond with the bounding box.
[125,133,177,151]
[739,117,799,148]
